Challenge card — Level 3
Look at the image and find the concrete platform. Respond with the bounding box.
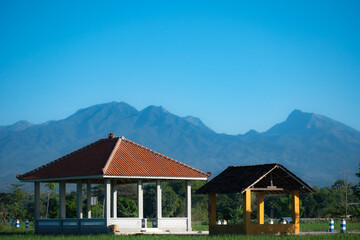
[114,229,209,235]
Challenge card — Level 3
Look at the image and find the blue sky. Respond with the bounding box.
[0,0,359,134]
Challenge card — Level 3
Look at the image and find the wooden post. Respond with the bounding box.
[209,194,216,225]
[87,182,91,218]
[291,190,300,234]
[243,190,251,234]
[257,192,264,224]
[76,181,83,219]
[185,181,192,231]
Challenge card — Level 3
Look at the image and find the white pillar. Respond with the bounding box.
[59,181,66,218]
[104,179,111,226]
[77,181,83,219]
[112,180,117,218]
[185,180,192,231]
[34,182,40,219]
[156,180,162,219]
[34,182,40,233]
[137,180,143,219]
[87,182,91,218]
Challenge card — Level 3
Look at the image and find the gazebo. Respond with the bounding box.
[17,133,210,234]
[196,163,314,235]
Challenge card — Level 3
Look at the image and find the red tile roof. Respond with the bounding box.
[17,135,210,181]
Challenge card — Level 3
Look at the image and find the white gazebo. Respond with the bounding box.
[17,133,210,234]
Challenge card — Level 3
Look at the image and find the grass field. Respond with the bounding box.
[1,222,360,240]
[191,221,360,232]
[0,233,360,240]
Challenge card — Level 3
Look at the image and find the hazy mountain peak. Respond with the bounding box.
[244,129,259,136]
[142,105,168,114]
[0,120,33,132]
[183,116,212,132]
[183,116,204,126]
[69,101,138,120]
[266,109,360,137]
[266,109,313,134]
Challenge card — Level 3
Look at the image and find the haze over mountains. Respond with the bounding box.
[0,102,359,191]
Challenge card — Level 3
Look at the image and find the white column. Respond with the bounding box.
[156,180,162,219]
[104,179,111,226]
[76,181,83,219]
[59,181,66,218]
[185,180,192,231]
[34,182,40,219]
[34,182,40,234]
[87,182,91,218]
[112,180,117,218]
[137,180,143,219]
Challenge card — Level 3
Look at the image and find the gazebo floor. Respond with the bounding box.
[114,230,209,235]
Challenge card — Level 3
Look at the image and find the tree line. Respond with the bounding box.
[1,167,360,225]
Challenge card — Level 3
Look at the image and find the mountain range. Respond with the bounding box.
[0,102,359,191]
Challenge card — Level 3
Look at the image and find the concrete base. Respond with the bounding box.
[114,230,209,235]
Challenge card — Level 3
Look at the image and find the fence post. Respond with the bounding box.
[340,219,346,233]
[328,219,334,232]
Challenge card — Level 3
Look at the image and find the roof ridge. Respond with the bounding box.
[229,163,279,168]
[123,138,210,177]
[17,138,117,179]
[102,137,122,174]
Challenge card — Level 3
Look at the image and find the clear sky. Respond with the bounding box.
[0,0,359,134]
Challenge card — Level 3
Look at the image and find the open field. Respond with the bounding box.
[191,221,360,232]
[1,222,360,240]
[0,233,360,240]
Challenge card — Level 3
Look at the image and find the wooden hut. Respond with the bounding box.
[196,163,314,235]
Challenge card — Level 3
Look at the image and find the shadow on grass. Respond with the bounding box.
[0,228,34,236]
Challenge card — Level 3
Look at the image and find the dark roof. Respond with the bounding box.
[17,135,210,181]
[196,163,314,194]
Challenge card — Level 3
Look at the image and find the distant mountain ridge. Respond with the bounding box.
[0,102,359,191]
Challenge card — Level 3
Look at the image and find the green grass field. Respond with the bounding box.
[0,233,360,240]
[1,222,360,240]
[191,221,360,232]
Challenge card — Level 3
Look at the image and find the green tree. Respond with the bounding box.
[44,183,56,218]
[117,197,137,217]
[143,184,156,218]
[353,164,360,199]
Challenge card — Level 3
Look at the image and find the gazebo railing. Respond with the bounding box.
[155,217,189,232]
[108,218,144,232]
[36,218,106,234]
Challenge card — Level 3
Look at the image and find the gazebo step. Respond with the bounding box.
[141,228,163,233]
